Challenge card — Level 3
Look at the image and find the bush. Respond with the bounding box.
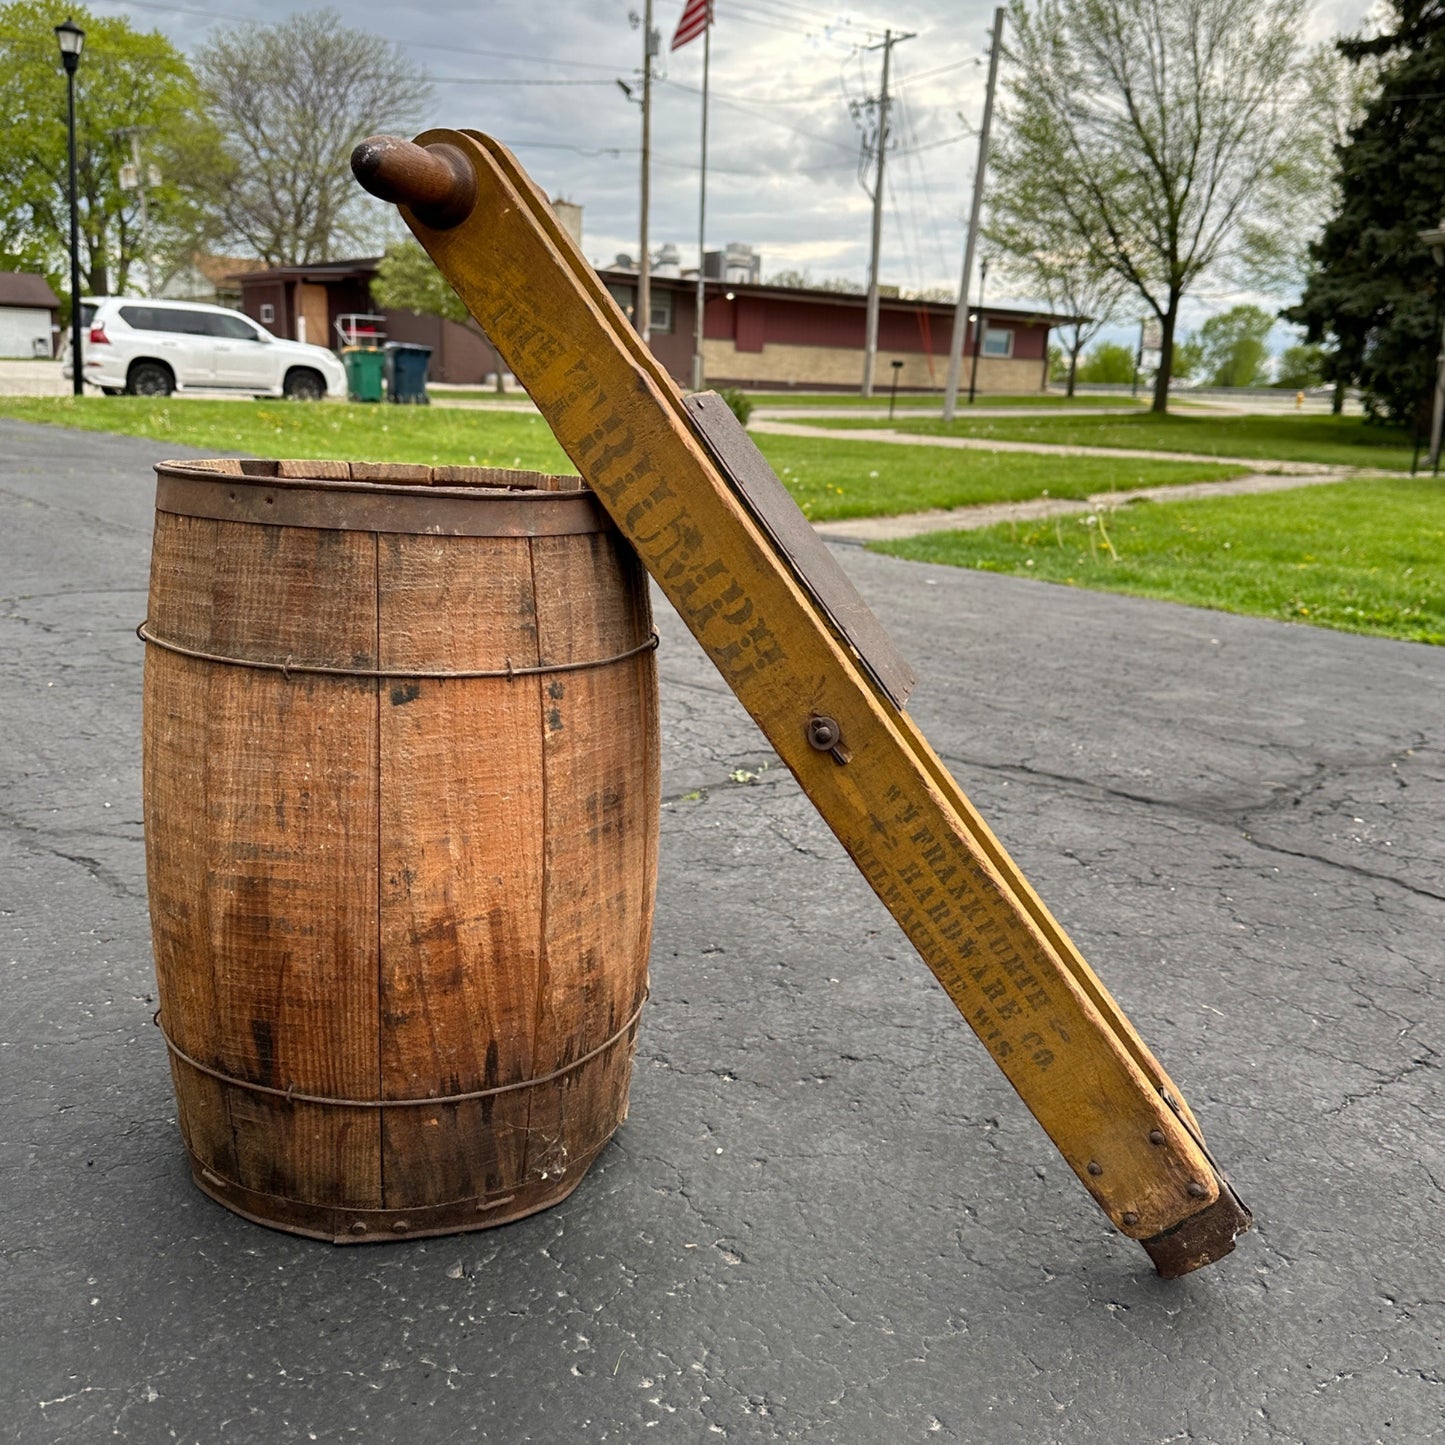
[1077,341,1137,383]
[719,387,753,426]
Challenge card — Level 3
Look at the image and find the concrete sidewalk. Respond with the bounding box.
[814,468,1364,543]
[1,421,1440,1443]
[751,417,1333,474]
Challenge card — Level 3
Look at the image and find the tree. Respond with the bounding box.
[986,152,1131,396]
[196,9,428,266]
[1289,3,1445,423]
[1199,304,1274,387]
[1276,341,1325,389]
[371,239,468,322]
[995,0,1313,412]
[1238,40,1377,295]
[986,235,1129,395]
[0,0,217,298]
[1076,340,1136,383]
[1172,333,1206,383]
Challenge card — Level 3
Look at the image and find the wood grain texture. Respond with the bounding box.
[376,531,545,1208]
[144,465,658,1240]
[525,531,659,1185]
[396,130,1233,1246]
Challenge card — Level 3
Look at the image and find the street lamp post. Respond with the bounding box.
[55,18,85,397]
[1417,223,1445,474]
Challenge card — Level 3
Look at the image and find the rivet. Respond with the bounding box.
[1149,1129,1166,1146]
[392,1220,411,1233]
[1122,1211,1139,1227]
[1186,1181,1209,1199]
[1086,1160,1102,1176]
[349,1221,367,1235]
[806,715,841,751]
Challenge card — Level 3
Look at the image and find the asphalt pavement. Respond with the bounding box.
[1,420,1441,1444]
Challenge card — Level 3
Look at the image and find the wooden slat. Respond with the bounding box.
[375,531,546,1207]
[151,514,382,1209]
[525,531,659,1183]
[144,512,235,1179]
[398,130,1227,1243]
[276,459,352,480]
[352,461,431,484]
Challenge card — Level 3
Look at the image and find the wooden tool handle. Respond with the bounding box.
[351,135,476,229]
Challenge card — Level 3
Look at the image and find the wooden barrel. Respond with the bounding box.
[142,458,660,1242]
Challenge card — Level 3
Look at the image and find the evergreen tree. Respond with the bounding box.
[1289,3,1445,422]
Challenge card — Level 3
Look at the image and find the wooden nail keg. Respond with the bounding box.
[141,459,660,1242]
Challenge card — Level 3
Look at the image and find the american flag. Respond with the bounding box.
[671,0,712,49]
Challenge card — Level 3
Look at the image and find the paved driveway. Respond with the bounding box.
[1,420,1440,1443]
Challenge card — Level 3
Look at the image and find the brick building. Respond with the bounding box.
[236,257,1072,393]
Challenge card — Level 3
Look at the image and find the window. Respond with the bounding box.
[981,326,1013,358]
[605,283,635,321]
[259,302,275,324]
[118,305,164,332]
[649,290,673,334]
[208,313,263,340]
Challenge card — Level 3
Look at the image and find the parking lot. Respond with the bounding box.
[1,421,1440,1443]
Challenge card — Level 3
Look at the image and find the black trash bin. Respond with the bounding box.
[384,343,432,405]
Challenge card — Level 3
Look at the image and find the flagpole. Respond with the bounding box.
[639,0,654,347]
[691,13,711,391]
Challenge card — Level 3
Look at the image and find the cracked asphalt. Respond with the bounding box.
[1,420,1441,1444]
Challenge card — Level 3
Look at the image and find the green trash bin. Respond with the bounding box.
[342,346,385,403]
[384,343,432,405]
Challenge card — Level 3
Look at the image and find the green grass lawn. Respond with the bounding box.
[0,395,576,472]
[0,396,1246,523]
[745,390,1145,409]
[427,389,538,403]
[748,433,1243,520]
[873,477,1444,645]
[808,409,1416,470]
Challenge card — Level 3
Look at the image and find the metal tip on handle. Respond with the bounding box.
[350,135,476,229]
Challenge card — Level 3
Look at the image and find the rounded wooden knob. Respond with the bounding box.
[351,135,477,229]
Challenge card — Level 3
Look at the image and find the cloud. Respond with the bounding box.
[94,0,1360,307]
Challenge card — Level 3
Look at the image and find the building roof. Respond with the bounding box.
[194,254,270,286]
[595,269,1082,328]
[230,255,1082,329]
[233,258,383,285]
[0,271,61,310]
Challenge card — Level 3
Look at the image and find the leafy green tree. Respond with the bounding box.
[1172,333,1206,383]
[994,0,1314,412]
[1076,340,1136,384]
[1199,304,1274,387]
[196,9,426,266]
[1289,3,1445,422]
[1275,341,1326,389]
[984,225,1129,396]
[0,0,217,297]
[371,239,467,323]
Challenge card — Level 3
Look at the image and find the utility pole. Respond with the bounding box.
[691,15,711,392]
[860,28,913,398]
[118,127,154,297]
[639,0,657,346]
[943,6,1005,421]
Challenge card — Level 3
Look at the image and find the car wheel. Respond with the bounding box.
[283,368,325,402]
[126,361,174,397]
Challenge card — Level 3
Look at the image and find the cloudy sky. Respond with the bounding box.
[93,0,1375,335]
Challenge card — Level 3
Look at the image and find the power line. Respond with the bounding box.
[81,0,629,71]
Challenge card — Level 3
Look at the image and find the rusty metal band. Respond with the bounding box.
[155,469,607,537]
[136,620,659,680]
[154,994,647,1109]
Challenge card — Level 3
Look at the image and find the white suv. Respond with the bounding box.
[63,297,346,400]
